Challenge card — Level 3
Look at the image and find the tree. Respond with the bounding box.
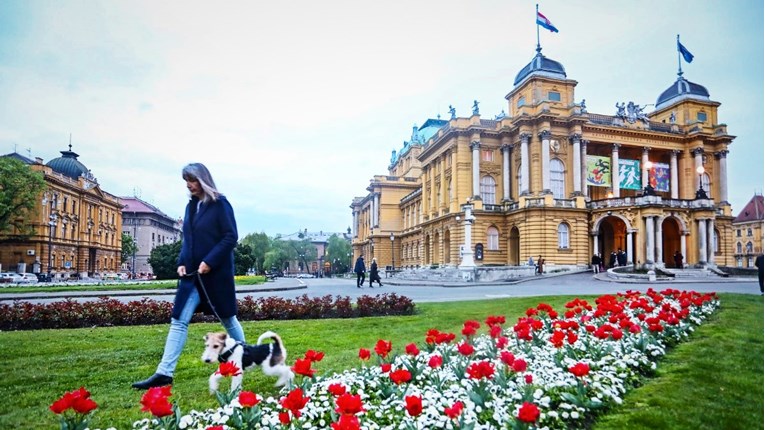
[147,241,182,280]
[234,243,255,276]
[121,232,137,265]
[326,234,352,274]
[240,232,270,273]
[264,240,292,274]
[0,157,46,237]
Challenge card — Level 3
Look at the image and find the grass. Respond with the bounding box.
[0,276,266,294]
[0,293,760,429]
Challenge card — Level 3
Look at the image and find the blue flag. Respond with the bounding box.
[677,40,694,63]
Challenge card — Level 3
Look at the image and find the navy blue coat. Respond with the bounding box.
[172,195,239,319]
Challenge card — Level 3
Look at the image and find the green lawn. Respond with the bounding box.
[0,293,760,429]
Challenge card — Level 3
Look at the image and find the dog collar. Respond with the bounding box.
[218,342,243,363]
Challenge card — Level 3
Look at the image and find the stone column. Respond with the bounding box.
[670,150,679,199]
[353,210,358,237]
[642,147,650,189]
[373,193,380,227]
[593,233,599,255]
[645,216,655,264]
[501,139,512,201]
[698,218,707,264]
[459,204,476,269]
[626,231,634,264]
[520,133,531,195]
[611,144,621,197]
[693,147,704,171]
[471,140,481,198]
[707,218,716,265]
[716,150,729,203]
[540,130,551,193]
[580,140,589,197]
[655,218,663,265]
[570,134,582,195]
[680,233,687,267]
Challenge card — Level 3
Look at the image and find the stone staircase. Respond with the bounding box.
[659,267,728,278]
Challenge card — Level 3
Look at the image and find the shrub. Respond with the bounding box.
[0,293,416,331]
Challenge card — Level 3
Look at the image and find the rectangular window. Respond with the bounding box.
[517,96,526,107]
[548,91,561,102]
[737,229,741,237]
[697,111,707,122]
[481,149,493,162]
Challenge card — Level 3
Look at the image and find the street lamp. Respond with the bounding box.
[695,166,709,199]
[131,212,137,279]
[390,232,395,271]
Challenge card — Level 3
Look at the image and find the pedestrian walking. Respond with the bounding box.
[536,255,545,275]
[674,251,684,269]
[354,255,366,288]
[132,163,244,390]
[755,254,763,294]
[591,253,601,273]
[369,258,383,287]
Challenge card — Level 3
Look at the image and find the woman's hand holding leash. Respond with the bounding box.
[198,261,211,274]
[177,266,187,277]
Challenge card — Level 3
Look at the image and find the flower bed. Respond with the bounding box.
[1,293,415,331]
[53,288,719,429]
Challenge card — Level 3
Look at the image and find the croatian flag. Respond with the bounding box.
[536,11,559,33]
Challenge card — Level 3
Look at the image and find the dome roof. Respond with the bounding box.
[656,76,710,109]
[46,145,89,180]
[513,52,567,86]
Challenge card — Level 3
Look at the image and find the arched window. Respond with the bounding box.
[557,223,570,249]
[550,159,565,199]
[737,242,742,254]
[487,226,499,250]
[746,242,753,253]
[480,175,496,204]
[713,230,719,253]
[702,173,711,196]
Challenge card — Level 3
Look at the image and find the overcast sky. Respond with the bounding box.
[1,0,762,237]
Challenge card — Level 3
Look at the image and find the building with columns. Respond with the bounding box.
[351,48,734,271]
[0,147,123,279]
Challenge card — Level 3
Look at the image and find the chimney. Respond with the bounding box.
[35,157,43,164]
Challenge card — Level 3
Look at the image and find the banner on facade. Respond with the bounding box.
[618,159,641,190]
[586,155,611,187]
[649,162,670,192]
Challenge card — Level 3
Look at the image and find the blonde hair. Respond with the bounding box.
[182,163,221,203]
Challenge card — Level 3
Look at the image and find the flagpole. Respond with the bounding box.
[676,34,683,77]
[536,4,541,53]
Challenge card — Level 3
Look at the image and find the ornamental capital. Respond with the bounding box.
[538,130,551,140]
[519,132,532,143]
[568,133,582,143]
[470,140,481,150]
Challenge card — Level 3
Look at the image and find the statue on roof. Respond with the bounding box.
[472,100,480,116]
[615,102,626,119]
[390,150,397,165]
[669,111,677,124]
[448,105,456,119]
[494,110,506,120]
[580,99,587,113]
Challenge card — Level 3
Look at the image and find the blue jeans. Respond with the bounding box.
[156,287,245,377]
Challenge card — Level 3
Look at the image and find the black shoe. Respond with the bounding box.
[132,373,173,390]
[357,285,361,288]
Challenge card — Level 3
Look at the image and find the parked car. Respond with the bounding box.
[0,273,24,283]
[36,273,52,282]
[18,273,39,284]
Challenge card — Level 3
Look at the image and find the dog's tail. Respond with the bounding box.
[258,330,287,362]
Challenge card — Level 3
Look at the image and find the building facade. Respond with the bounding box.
[278,229,352,275]
[731,194,763,268]
[0,146,123,279]
[351,49,734,271]
[121,197,182,276]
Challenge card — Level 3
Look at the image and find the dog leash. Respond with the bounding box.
[180,271,224,322]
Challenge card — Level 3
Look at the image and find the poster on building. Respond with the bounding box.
[649,162,670,192]
[619,159,641,190]
[586,155,611,187]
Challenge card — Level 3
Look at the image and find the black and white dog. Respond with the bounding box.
[202,330,293,393]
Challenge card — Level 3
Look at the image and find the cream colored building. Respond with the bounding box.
[121,197,182,276]
[0,146,123,279]
[351,49,734,271]
[731,194,763,268]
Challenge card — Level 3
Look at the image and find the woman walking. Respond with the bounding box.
[132,163,245,389]
[369,258,383,287]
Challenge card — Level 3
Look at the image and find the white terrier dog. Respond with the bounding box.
[201,330,293,393]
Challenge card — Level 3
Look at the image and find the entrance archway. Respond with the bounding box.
[424,235,430,265]
[662,217,682,267]
[597,216,627,267]
[509,226,520,265]
[433,232,441,264]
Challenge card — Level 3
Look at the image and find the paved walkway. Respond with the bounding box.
[0,270,758,303]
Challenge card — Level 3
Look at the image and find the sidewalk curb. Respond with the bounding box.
[0,284,308,301]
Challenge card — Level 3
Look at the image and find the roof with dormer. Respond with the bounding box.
[513,51,567,86]
[46,145,92,180]
[733,194,764,223]
[655,76,710,109]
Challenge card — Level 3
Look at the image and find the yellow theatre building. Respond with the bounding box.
[0,146,123,279]
[351,48,734,273]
